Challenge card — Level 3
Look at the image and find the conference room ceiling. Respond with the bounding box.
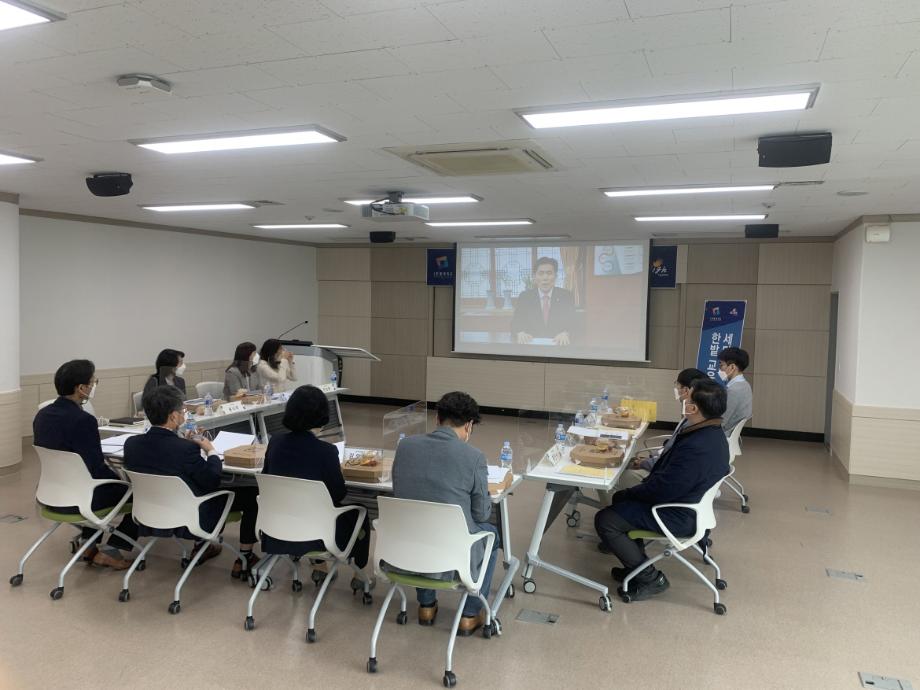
[1,0,919,243]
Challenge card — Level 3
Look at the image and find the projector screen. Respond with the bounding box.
[453,241,650,361]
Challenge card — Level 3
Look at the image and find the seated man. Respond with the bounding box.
[33,359,138,570]
[391,391,499,636]
[594,379,730,600]
[718,346,753,436]
[124,386,227,566]
[618,368,708,490]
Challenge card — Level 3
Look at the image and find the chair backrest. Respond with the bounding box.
[132,391,143,416]
[254,474,340,552]
[686,470,734,543]
[33,446,98,515]
[727,418,748,463]
[374,496,479,588]
[38,399,55,411]
[124,470,208,539]
[196,381,224,400]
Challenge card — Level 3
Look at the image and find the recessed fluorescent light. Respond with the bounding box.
[344,196,480,205]
[131,125,345,154]
[253,223,349,229]
[0,1,62,31]
[604,184,775,198]
[518,86,818,129]
[0,150,41,165]
[142,203,257,212]
[426,219,534,228]
[475,235,571,241]
[635,214,767,222]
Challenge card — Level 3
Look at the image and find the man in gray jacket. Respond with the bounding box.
[718,347,753,435]
[392,391,499,636]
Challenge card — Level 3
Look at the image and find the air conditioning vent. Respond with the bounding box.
[385,140,557,176]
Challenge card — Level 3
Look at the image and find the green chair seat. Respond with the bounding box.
[627,529,666,540]
[226,511,243,524]
[305,551,331,559]
[40,503,132,524]
[384,571,462,591]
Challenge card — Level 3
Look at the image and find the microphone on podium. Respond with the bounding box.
[277,319,310,340]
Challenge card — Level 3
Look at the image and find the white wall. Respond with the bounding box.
[0,201,19,391]
[855,221,920,408]
[19,215,317,374]
[831,224,863,403]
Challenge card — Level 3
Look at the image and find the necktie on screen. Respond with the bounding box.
[542,294,550,325]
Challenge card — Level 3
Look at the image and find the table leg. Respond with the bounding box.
[490,497,519,621]
[256,412,269,443]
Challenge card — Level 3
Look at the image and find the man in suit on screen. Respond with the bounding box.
[510,256,578,345]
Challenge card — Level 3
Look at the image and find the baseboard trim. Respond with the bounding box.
[338,395,824,442]
[848,474,920,491]
[0,462,21,476]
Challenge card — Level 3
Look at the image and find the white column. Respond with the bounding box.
[0,193,21,473]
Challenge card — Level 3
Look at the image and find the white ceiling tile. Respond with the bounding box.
[158,65,285,97]
[129,0,332,36]
[387,32,558,73]
[450,83,591,113]
[35,80,175,109]
[580,71,733,102]
[320,0,456,15]
[357,66,508,99]
[266,7,455,55]
[821,22,920,60]
[625,0,735,18]
[132,27,304,71]
[545,9,730,59]
[426,0,629,38]
[257,50,411,86]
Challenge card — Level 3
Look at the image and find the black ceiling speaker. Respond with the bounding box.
[758,133,832,167]
[745,223,779,238]
[369,230,396,243]
[86,172,134,197]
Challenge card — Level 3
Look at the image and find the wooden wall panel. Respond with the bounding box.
[756,284,830,331]
[545,364,680,421]
[318,315,372,348]
[649,326,679,369]
[371,354,427,400]
[371,282,430,319]
[427,357,546,410]
[758,243,833,285]
[318,281,372,317]
[316,248,370,282]
[342,358,371,396]
[370,248,427,283]
[686,244,758,284]
[371,318,430,356]
[0,390,22,470]
[649,287,681,327]
[433,287,454,319]
[830,389,852,471]
[752,374,826,433]
[19,384,38,437]
[850,416,920,481]
[754,330,829,377]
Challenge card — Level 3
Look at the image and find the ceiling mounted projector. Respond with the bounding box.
[86,172,133,197]
[359,191,430,222]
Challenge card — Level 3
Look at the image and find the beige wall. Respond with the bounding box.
[318,241,833,434]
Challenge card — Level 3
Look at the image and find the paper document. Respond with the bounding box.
[212,431,256,456]
[568,425,630,440]
[335,441,345,462]
[100,434,135,449]
[487,466,510,483]
[560,465,610,479]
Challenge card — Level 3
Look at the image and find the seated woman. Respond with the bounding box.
[143,348,187,399]
[262,385,369,573]
[254,339,296,393]
[223,342,259,400]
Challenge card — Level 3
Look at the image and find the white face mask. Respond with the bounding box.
[84,382,96,400]
[251,353,260,366]
[681,399,697,418]
[673,387,681,401]
[717,370,729,382]
[175,364,187,376]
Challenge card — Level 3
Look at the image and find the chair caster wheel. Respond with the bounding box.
[367,657,378,674]
[396,611,408,625]
[292,579,303,592]
[362,592,373,605]
[50,587,64,600]
[9,574,23,587]
[599,595,612,612]
[572,510,581,520]
[168,601,181,615]
[136,560,146,572]
[244,616,254,631]
[566,516,579,528]
[522,578,536,594]
[506,584,515,598]
[118,589,130,602]
[705,538,713,548]
[261,576,273,591]
[306,628,316,643]
[716,579,727,590]
[180,558,190,569]
[714,602,727,615]
[741,505,751,514]
[493,617,502,636]
[483,621,493,639]
[443,670,457,688]
[620,592,632,603]
[70,539,79,555]
[311,570,326,587]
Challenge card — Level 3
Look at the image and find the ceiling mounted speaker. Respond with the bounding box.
[86,172,133,197]
[758,133,832,167]
[369,231,396,243]
[745,224,779,238]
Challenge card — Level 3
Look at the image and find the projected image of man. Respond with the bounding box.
[511,257,577,346]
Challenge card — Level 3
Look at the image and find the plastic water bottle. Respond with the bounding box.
[499,441,513,471]
[589,398,599,415]
[575,410,585,426]
[554,423,566,446]
[182,411,196,438]
[601,387,610,411]
[263,383,273,402]
[398,433,406,445]
[203,392,213,416]
[330,370,338,388]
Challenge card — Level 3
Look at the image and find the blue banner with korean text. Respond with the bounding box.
[696,300,747,383]
[427,248,456,286]
[649,245,677,288]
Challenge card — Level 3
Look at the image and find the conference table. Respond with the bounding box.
[520,421,649,612]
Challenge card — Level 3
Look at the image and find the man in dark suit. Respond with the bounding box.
[33,359,138,569]
[510,256,577,345]
[124,385,226,565]
[594,379,730,601]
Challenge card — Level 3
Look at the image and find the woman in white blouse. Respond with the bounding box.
[254,339,297,392]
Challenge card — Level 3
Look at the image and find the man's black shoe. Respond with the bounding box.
[610,566,630,582]
[618,571,670,601]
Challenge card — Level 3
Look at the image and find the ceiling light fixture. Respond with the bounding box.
[635,214,767,222]
[131,125,345,154]
[0,0,62,31]
[344,195,480,205]
[253,223,349,229]
[426,219,535,227]
[517,86,819,129]
[0,150,41,165]
[142,203,257,212]
[603,184,775,198]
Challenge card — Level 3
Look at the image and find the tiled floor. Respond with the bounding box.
[1,402,918,689]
